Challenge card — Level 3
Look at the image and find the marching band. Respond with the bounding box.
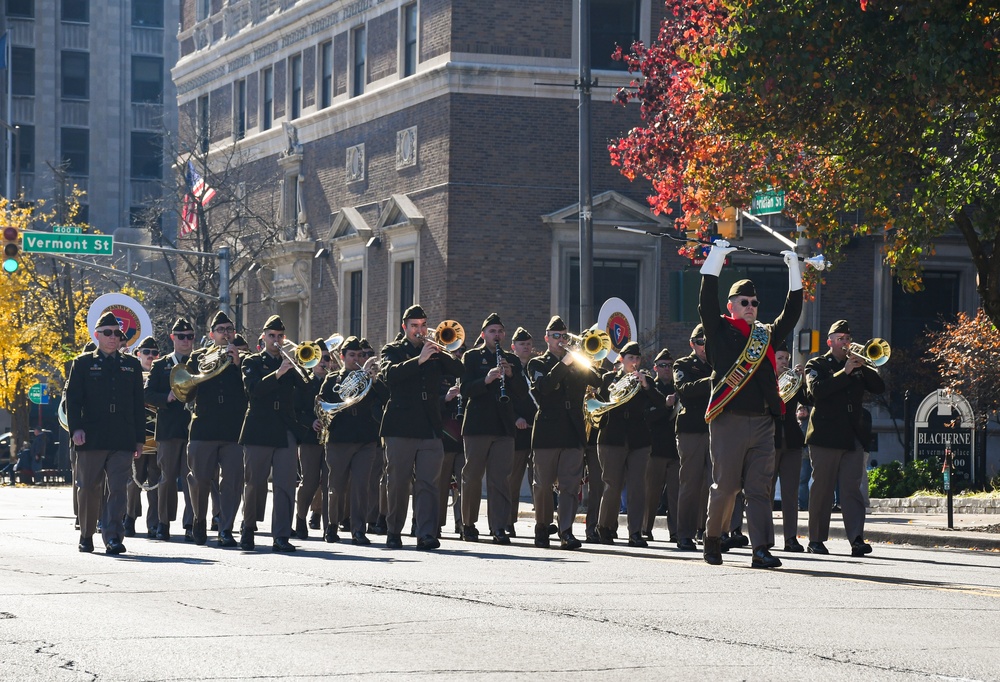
[62,242,887,565]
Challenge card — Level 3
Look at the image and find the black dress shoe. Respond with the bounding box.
[309,512,321,530]
[123,516,136,538]
[641,530,654,541]
[462,525,479,542]
[668,533,678,543]
[210,515,220,532]
[547,523,559,536]
[559,531,582,550]
[192,520,207,546]
[154,523,170,541]
[324,527,340,543]
[751,546,782,569]
[534,525,551,548]
[239,531,255,551]
[295,516,309,541]
[272,537,297,553]
[492,529,511,545]
[105,540,127,555]
[728,530,750,548]
[807,541,829,555]
[585,530,601,544]
[351,531,371,545]
[340,517,351,532]
[78,535,94,553]
[784,538,805,552]
[676,538,698,552]
[851,536,873,557]
[416,534,441,550]
[597,527,615,545]
[703,536,723,565]
[628,533,648,548]
[386,533,403,549]
[505,524,516,538]
[218,530,237,548]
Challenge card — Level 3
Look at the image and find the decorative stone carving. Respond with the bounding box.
[396,126,417,169]
[346,143,365,183]
[281,121,303,158]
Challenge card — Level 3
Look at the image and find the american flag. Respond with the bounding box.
[179,161,216,236]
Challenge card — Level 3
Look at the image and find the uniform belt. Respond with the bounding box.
[109,404,116,413]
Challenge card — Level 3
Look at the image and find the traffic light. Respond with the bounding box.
[716,207,739,239]
[2,226,21,273]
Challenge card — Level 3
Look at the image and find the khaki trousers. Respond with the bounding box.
[126,451,159,531]
[296,443,327,524]
[461,435,514,533]
[77,449,131,546]
[243,432,298,539]
[676,432,711,540]
[644,457,679,537]
[808,445,866,543]
[772,446,803,542]
[384,437,443,539]
[532,447,583,533]
[597,444,650,535]
[439,450,464,528]
[326,441,377,535]
[508,448,532,527]
[156,438,189,524]
[706,411,776,548]
[187,440,243,533]
[583,444,603,534]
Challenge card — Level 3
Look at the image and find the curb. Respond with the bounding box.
[868,496,1000,515]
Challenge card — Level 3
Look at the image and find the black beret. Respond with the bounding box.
[360,337,373,350]
[690,324,705,339]
[233,334,249,347]
[341,336,363,352]
[314,338,328,353]
[209,311,233,328]
[775,342,789,353]
[481,312,504,331]
[654,348,672,363]
[620,341,642,357]
[545,315,567,332]
[96,311,120,329]
[511,326,531,342]
[472,335,485,348]
[83,341,97,352]
[263,315,285,331]
[728,279,757,298]
[172,318,194,332]
[136,336,159,351]
[402,305,427,321]
[828,320,851,336]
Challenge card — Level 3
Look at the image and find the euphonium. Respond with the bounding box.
[315,369,374,424]
[169,345,232,402]
[777,368,803,403]
[585,372,642,427]
[421,320,465,352]
[849,338,891,368]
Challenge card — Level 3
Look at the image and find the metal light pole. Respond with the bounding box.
[578,0,594,330]
[0,119,21,199]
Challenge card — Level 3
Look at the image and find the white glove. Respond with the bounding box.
[699,240,738,277]
[782,250,803,292]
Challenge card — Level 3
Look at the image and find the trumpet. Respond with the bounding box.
[849,338,891,368]
[562,328,613,363]
[419,320,465,353]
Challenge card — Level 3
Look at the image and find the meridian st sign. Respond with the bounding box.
[22,230,114,256]
[750,189,786,216]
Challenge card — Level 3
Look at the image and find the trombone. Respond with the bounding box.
[419,320,465,353]
[850,338,891,368]
[561,328,613,364]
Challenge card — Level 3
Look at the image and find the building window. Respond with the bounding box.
[130,132,161,179]
[197,94,209,153]
[234,79,246,140]
[195,0,209,22]
[891,271,961,345]
[6,0,33,18]
[11,47,34,97]
[568,257,640,331]
[61,51,89,100]
[590,0,640,71]
[131,56,163,104]
[399,260,414,312]
[132,0,162,27]
[16,124,34,174]
[61,0,87,22]
[349,270,363,337]
[319,40,333,109]
[60,128,89,176]
[402,3,417,77]
[352,26,366,97]
[75,204,89,224]
[289,54,302,120]
[261,67,273,131]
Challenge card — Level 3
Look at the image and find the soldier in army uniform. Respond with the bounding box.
[642,348,679,542]
[126,335,160,538]
[294,339,331,540]
[506,326,537,537]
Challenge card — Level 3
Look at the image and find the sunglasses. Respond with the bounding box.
[738,299,760,308]
[548,332,565,339]
[654,362,672,368]
[173,333,195,340]
[97,329,125,338]
[693,338,706,346]
[139,349,159,356]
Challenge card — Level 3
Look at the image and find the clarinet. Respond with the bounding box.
[496,343,510,403]
[455,379,465,419]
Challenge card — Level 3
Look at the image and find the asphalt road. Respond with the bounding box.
[2,487,999,681]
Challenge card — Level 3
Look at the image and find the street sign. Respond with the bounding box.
[914,390,975,485]
[750,189,786,216]
[28,383,48,405]
[53,225,84,234]
[22,231,114,256]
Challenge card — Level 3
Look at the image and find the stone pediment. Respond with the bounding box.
[377,194,425,231]
[542,190,672,229]
[328,206,373,244]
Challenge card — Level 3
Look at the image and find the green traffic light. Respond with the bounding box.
[2,258,18,273]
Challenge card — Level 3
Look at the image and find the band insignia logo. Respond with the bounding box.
[606,311,631,350]
[109,305,142,345]
[87,293,152,352]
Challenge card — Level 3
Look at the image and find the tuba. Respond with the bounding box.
[170,345,232,402]
[421,320,465,352]
[315,369,374,424]
[850,338,891,368]
[585,372,643,429]
[777,369,803,403]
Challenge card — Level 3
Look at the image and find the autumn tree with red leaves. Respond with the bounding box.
[611,0,1000,322]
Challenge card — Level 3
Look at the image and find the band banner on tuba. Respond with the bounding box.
[86,293,153,352]
[596,297,637,364]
